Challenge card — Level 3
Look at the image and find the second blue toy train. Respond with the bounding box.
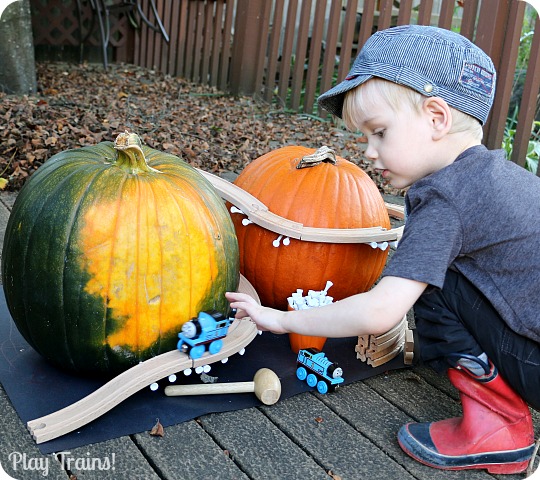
[296,348,344,394]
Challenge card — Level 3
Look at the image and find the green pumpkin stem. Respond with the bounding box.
[114,131,159,174]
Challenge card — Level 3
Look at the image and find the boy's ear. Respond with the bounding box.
[423,97,452,139]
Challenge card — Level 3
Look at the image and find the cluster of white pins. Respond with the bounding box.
[149,348,247,391]
[230,206,291,247]
[288,280,334,310]
[369,240,398,251]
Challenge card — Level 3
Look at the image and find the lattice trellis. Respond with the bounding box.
[31,0,130,48]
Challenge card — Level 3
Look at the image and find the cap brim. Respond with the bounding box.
[317,73,372,118]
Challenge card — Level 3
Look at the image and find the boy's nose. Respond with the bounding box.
[364,143,378,161]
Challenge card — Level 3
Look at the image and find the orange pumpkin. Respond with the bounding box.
[230,146,390,311]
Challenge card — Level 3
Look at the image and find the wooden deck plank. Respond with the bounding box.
[0,386,66,479]
[133,419,248,480]
[200,407,329,479]
[261,392,417,479]
[63,437,162,480]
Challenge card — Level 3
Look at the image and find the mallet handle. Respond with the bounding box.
[164,382,255,396]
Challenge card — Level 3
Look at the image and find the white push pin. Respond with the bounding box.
[323,281,333,295]
[273,235,283,247]
[239,348,246,355]
[378,242,389,251]
[203,365,211,373]
[369,241,378,249]
[389,241,399,249]
[230,206,244,215]
[283,237,290,246]
[150,383,159,391]
[183,368,192,376]
[242,218,253,226]
[168,374,177,383]
[221,357,229,363]
[195,366,205,374]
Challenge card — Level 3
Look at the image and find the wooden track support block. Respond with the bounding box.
[355,316,414,367]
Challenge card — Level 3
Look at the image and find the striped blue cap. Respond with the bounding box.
[318,25,496,124]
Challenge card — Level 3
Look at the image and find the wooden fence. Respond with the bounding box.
[30,0,540,173]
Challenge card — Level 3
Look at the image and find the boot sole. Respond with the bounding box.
[398,431,533,474]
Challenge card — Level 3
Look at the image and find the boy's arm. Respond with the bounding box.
[226,276,427,338]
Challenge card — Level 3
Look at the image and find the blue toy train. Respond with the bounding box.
[177,309,236,359]
[296,348,344,394]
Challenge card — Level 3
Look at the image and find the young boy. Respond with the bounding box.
[226,25,539,474]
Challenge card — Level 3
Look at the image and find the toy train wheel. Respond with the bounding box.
[307,373,317,388]
[316,380,328,395]
[209,339,223,355]
[296,366,307,381]
[190,345,206,359]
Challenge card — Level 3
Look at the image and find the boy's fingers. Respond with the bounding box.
[231,306,250,318]
[226,291,256,304]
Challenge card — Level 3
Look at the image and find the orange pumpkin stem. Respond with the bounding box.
[296,146,337,169]
[113,131,159,174]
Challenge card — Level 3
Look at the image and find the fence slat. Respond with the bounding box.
[192,1,206,82]
[290,0,312,110]
[210,1,224,87]
[511,16,540,170]
[485,0,525,152]
[397,0,413,25]
[336,0,358,82]
[218,0,235,91]
[417,0,434,25]
[254,0,273,97]
[174,1,188,77]
[378,0,394,30]
[303,0,327,113]
[200,1,214,84]
[475,0,512,149]
[277,0,298,103]
[438,0,455,29]
[264,0,285,102]
[319,0,343,105]
[459,0,479,40]
[166,1,180,75]
[358,0,376,48]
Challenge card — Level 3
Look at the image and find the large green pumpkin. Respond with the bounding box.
[2,132,239,375]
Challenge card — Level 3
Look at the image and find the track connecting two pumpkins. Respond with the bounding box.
[2,132,239,375]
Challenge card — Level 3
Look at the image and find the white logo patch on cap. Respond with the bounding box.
[459,62,494,96]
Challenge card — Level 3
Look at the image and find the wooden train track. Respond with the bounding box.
[27,275,260,445]
[197,169,405,244]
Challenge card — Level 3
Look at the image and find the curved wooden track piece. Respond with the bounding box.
[197,169,405,243]
[27,275,259,444]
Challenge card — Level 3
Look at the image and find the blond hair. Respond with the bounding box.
[343,78,483,141]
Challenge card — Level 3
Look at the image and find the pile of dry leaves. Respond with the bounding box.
[0,62,400,195]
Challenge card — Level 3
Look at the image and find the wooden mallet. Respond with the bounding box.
[164,368,281,405]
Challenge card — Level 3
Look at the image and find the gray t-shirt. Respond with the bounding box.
[383,145,540,342]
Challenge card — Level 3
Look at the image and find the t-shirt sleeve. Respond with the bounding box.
[382,186,463,288]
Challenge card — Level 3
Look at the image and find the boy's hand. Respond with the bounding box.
[225,292,287,334]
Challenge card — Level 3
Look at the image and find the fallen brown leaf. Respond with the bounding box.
[149,418,164,437]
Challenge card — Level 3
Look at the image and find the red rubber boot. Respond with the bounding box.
[398,364,535,474]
